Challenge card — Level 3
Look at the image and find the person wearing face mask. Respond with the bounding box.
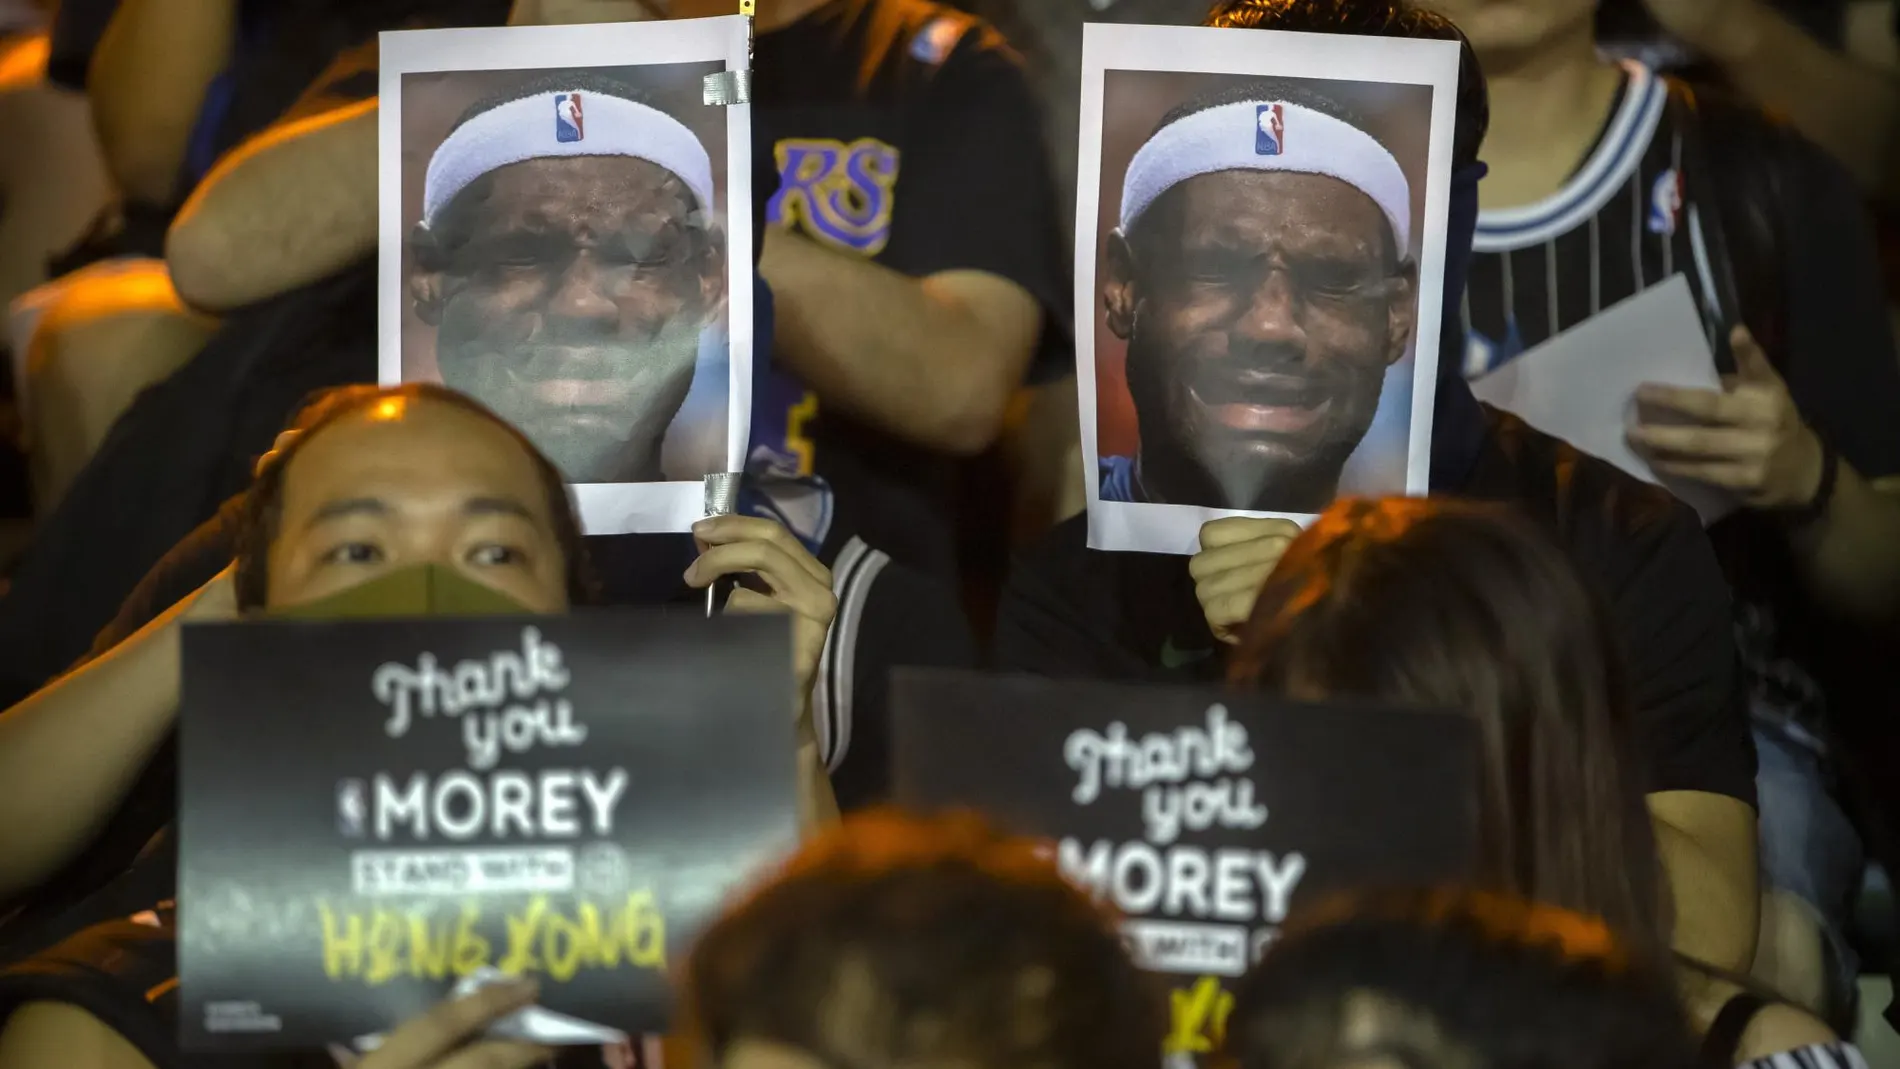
[992,0,1758,981]
[0,385,838,1010]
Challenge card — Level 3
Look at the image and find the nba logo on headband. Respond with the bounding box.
[1255,103,1284,156]
[555,92,584,143]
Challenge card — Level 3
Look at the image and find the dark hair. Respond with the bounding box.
[1229,888,1698,1069]
[684,808,1164,1069]
[232,383,598,611]
[1228,498,1672,967]
[1205,0,1490,170]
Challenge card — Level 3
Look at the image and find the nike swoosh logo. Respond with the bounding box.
[1159,639,1214,669]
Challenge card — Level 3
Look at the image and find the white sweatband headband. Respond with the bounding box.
[1120,99,1411,251]
[422,91,716,228]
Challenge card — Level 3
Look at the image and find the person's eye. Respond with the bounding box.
[1302,262,1380,297]
[468,544,527,567]
[606,232,684,268]
[320,542,384,565]
[605,249,679,270]
[472,236,556,269]
[1178,255,1234,282]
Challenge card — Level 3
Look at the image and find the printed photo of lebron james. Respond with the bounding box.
[1081,40,1455,554]
[395,59,733,491]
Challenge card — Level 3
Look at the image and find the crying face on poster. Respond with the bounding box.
[410,77,726,485]
[1103,82,1418,513]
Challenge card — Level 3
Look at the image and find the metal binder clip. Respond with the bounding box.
[702,472,741,617]
[701,0,756,105]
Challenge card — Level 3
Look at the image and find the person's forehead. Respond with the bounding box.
[1165,170,1389,246]
[279,401,550,517]
[479,155,696,223]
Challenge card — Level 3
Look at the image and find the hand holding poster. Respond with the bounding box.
[1078,25,1461,554]
[379,17,754,535]
[892,670,1479,1064]
[178,613,799,1051]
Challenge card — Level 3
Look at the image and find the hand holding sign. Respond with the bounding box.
[1628,326,1825,510]
[1189,517,1302,645]
[687,516,836,714]
[337,979,551,1069]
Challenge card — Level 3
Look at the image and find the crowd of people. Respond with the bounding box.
[0,0,1897,1065]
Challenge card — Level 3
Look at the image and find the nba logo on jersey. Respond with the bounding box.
[1256,103,1285,156]
[555,92,584,143]
[1647,168,1683,235]
[909,15,963,65]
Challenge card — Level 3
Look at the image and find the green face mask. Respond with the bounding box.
[270,564,534,620]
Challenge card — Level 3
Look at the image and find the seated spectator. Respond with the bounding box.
[1228,496,1856,1067]
[0,0,112,548]
[1229,888,1701,1069]
[519,0,1070,599]
[0,0,988,793]
[1232,497,1673,966]
[1436,0,1900,1021]
[993,0,1759,979]
[0,383,839,951]
[13,0,473,510]
[684,808,1163,1069]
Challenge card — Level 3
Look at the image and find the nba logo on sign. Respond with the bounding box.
[1647,168,1682,235]
[555,92,584,143]
[1255,103,1284,156]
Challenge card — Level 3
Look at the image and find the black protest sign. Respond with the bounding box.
[178,612,798,1051]
[892,669,1480,1063]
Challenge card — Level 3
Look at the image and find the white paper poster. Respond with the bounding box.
[379,17,754,535]
[1074,24,1460,555]
[1468,274,1736,524]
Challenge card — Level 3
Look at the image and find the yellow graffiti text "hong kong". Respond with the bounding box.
[1165,976,1234,1055]
[317,893,666,986]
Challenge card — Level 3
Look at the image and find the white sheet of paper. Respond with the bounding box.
[1467,274,1736,524]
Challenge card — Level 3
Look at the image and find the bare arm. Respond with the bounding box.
[761,227,1043,456]
[1649,790,1760,971]
[1635,329,1900,619]
[87,0,237,204]
[685,516,842,833]
[0,1002,159,1069]
[798,728,841,832]
[1655,0,1899,194]
[1789,461,1900,618]
[0,571,231,902]
[164,97,377,313]
[0,46,112,304]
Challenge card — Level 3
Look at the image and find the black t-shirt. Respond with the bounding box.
[749,0,1070,578]
[993,407,1758,807]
